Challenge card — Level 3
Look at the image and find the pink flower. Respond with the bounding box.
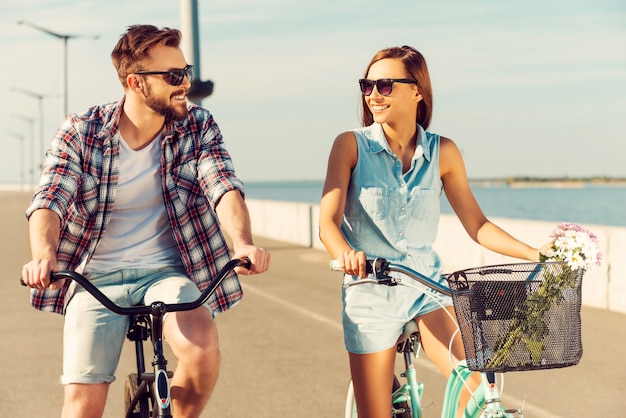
[543,223,602,270]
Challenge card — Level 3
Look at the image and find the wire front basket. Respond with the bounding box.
[446,262,584,373]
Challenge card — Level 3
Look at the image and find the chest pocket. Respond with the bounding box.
[408,188,439,221]
[69,173,99,218]
[171,159,208,209]
[357,187,391,221]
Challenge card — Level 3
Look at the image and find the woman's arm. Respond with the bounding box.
[319,132,370,277]
[439,137,541,261]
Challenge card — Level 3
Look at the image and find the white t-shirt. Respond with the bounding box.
[85,133,183,273]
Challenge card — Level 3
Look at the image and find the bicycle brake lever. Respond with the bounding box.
[343,277,401,289]
[343,279,378,288]
[379,277,400,286]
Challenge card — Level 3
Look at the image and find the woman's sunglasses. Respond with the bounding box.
[358,78,416,96]
[135,64,194,86]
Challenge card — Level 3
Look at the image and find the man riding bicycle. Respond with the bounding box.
[21,24,270,418]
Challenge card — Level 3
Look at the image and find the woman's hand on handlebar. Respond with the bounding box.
[335,249,368,278]
[232,244,271,276]
[21,258,64,290]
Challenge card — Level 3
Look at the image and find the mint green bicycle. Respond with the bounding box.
[332,258,585,418]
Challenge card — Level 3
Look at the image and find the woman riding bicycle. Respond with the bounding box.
[318,45,548,418]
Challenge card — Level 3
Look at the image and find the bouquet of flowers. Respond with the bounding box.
[487,223,602,368]
[540,223,602,271]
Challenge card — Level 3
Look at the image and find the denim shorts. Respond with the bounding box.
[61,267,208,385]
[342,271,452,354]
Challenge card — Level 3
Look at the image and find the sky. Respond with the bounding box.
[1,0,625,185]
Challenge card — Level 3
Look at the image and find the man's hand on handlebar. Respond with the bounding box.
[21,259,64,290]
[232,244,271,276]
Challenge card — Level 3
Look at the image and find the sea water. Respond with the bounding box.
[242,181,626,227]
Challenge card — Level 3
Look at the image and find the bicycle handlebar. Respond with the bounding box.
[330,257,452,297]
[21,257,251,316]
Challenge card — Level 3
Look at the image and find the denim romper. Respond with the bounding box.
[341,122,452,354]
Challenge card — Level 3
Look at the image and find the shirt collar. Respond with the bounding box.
[368,123,432,162]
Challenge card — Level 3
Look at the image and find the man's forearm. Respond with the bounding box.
[215,190,254,249]
[29,209,61,260]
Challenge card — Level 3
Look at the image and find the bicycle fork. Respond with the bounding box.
[127,307,174,418]
[478,372,524,418]
[150,302,172,417]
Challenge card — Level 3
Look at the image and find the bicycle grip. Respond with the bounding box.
[329,260,375,274]
[20,272,61,287]
[329,260,343,271]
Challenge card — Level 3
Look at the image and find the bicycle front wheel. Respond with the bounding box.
[344,380,357,418]
[124,373,152,418]
[344,376,412,418]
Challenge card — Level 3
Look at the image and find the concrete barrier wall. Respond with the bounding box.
[247,199,625,315]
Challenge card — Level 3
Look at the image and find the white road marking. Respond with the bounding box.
[242,282,342,331]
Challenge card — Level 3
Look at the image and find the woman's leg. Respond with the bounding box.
[416,306,481,418]
[348,345,397,418]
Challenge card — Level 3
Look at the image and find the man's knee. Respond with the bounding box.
[63,383,109,418]
[166,309,220,361]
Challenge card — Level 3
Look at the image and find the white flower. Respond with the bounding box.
[542,223,602,271]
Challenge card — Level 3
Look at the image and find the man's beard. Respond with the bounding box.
[144,84,188,122]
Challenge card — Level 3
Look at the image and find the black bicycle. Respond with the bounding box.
[22,257,250,418]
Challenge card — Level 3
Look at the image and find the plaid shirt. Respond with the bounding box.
[26,99,245,315]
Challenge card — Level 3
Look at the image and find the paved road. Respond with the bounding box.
[2,190,625,417]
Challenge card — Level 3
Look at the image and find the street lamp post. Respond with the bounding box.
[12,87,45,171]
[17,20,98,120]
[179,0,214,104]
[13,114,36,188]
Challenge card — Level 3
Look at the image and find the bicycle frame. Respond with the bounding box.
[24,258,249,418]
[394,327,424,417]
[336,258,524,418]
[126,314,156,417]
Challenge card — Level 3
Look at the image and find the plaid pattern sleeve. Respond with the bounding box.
[161,106,245,313]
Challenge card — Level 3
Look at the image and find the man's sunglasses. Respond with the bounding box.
[135,64,194,86]
[358,78,416,96]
